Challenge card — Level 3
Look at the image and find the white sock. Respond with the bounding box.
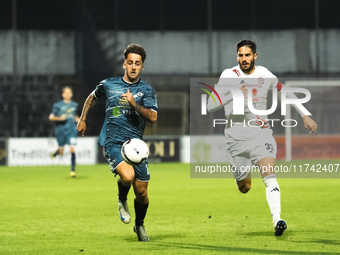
[263,174,281,222]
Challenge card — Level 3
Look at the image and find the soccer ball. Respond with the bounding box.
[121,139,149,166]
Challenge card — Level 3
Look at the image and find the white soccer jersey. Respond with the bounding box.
[210,65,282,140]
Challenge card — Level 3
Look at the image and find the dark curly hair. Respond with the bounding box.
[123,43,146,63]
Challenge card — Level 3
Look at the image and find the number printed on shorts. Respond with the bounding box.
[265,143,274,152]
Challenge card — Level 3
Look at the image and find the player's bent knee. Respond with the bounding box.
[135,189,148,204]
[120,175,134,185]
[134,181,148,202]
[136,188,148,198]
[120,172,135,185]
[117,164,135,185]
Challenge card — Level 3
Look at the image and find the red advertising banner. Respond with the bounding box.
[275,135,340,160]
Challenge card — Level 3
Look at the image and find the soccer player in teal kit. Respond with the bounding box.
[77,44,157,242]
[49,86,80,177]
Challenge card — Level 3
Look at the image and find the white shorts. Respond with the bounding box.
[225,131,277,181]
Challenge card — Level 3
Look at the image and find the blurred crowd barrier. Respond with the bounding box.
[1,29,340,75]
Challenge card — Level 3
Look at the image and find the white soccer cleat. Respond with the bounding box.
[118,199,131,224]
[273,219,287,236]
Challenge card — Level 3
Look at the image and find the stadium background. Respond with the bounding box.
[1,0,339,165]
[1,1,340,254]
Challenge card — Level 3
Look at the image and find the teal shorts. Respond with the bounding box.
[56,134,77,147]
[104,142,150,181]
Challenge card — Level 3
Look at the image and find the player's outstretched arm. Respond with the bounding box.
[302,115,317,135]
[77,92,97,136]
[121,89,157,123]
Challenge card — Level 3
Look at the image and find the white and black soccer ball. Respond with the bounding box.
[121,139,149,166]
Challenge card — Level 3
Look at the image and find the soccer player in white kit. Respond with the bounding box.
[207,40,317,236]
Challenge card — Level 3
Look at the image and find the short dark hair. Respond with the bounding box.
[236,40,257,54]
[123,43,146,63]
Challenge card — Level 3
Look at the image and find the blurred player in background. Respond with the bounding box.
[207,40,317,236]
[49,86,80,177]
[77,44,157,242]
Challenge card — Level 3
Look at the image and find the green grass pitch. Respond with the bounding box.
[1,161,339,254]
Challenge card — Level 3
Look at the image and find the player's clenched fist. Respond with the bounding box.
[302,115,317,135]
[77,121,86,137]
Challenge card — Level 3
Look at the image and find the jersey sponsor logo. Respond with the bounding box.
[118,99,131,108]
[246,84,262,88]
[112,104,139,117]
[66,107,75,113]
[252,88,258,96]
[112,106,121,116]
[258,77,264,84]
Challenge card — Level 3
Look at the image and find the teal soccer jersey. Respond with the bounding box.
[95,77,158,146]
[50,100,78,146]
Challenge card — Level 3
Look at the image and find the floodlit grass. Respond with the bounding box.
[1,161,339,254]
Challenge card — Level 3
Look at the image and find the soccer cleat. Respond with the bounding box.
[50,150,59,158]
[274,219,287,236]
[118,199,131,224]
[133,225,149,242]
[70,171,76,178]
